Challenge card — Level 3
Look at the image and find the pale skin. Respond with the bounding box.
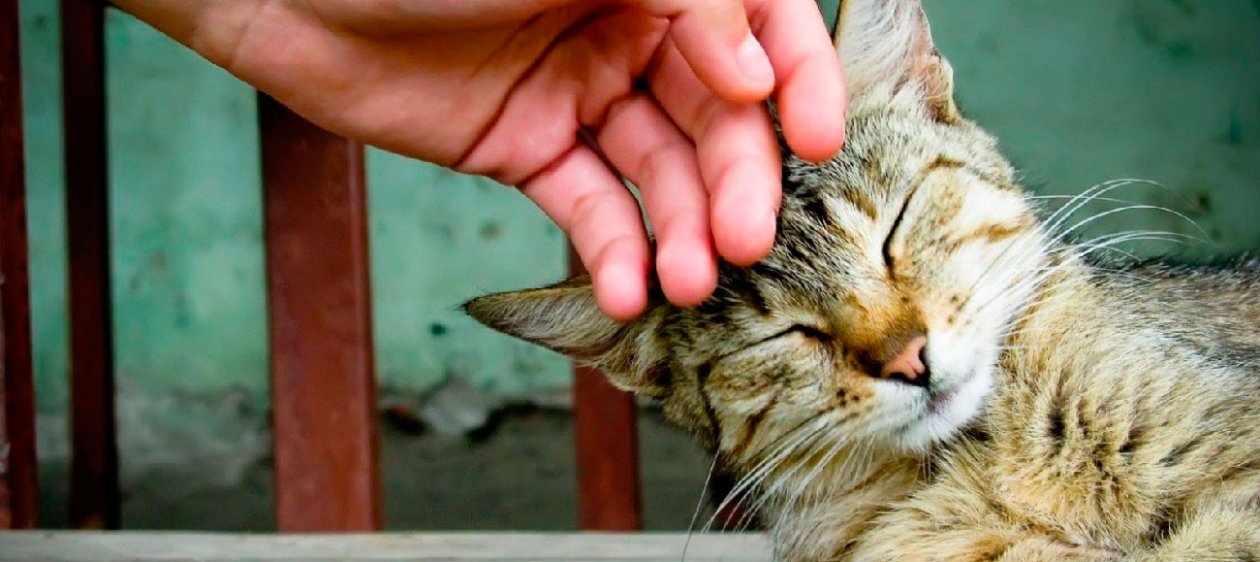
[112,0,847,320]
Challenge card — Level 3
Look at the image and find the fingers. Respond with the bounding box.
[746,0,846,162]
[521,145,651,321]
[648,39,780,266]
[639,0,846,265]
[597,94,718,307]
[635,0,774,103]
[634,0,844,164]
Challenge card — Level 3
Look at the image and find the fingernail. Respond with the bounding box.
[737,33,775,89]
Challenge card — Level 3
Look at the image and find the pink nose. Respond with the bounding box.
[879,335,929,386]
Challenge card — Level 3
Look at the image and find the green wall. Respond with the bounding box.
[15,0,1260,527]
[21,5,573,412]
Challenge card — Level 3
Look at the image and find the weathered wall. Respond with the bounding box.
[17,0,1260,529]
[24,8,572,407]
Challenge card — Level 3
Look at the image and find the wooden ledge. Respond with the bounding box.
[0,532,770,561]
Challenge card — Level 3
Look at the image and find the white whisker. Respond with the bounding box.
[681,454,721,562]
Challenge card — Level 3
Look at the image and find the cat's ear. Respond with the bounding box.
[464,276,670,396]
[833,0,959,123]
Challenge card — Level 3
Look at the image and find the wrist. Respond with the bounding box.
[107,0,238,67]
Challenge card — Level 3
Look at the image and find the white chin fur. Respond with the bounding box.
[896,367,993,452]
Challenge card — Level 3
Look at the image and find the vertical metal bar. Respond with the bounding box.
[258,94,381,532]
[568,246,642,530]
[60,0,119,530]
[0,0,40,529]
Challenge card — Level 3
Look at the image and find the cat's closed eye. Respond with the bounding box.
[786,324,832,342]
[882,188,917,271]
[718,324,833,361]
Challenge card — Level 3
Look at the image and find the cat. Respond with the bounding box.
[465,0,1260,560]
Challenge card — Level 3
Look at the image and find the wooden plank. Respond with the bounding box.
[568,247,642,531]
[0,532,771,561]
[258,94,381,532]
[0,0,40,530]
[60,0,119,531]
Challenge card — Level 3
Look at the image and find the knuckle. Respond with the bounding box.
[569,190,620,232]
[635,138,689,187]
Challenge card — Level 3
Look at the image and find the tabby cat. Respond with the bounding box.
[466,0,1260,559]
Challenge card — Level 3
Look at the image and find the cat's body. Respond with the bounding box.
[467,1,1260,560]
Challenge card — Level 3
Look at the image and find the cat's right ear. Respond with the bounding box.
[833,0,959,123]
[464,277,670,396]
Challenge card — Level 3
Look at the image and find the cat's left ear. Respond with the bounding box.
[464,276,670,397]
[833,0,960,123]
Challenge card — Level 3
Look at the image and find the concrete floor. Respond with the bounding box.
[36,408,717,531]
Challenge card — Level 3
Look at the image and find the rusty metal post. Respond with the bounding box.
[1,0,40,529]
[61,0,119,530]
[258,94,381,532]
[568,247,642,530]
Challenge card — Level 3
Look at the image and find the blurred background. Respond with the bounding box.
[16,0,1260,530]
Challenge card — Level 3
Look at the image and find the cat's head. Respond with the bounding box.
[467,0,1049,462]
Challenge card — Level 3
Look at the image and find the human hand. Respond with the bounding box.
[115,0,846,320]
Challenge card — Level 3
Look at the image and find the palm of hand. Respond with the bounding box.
[177,0,843,318]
